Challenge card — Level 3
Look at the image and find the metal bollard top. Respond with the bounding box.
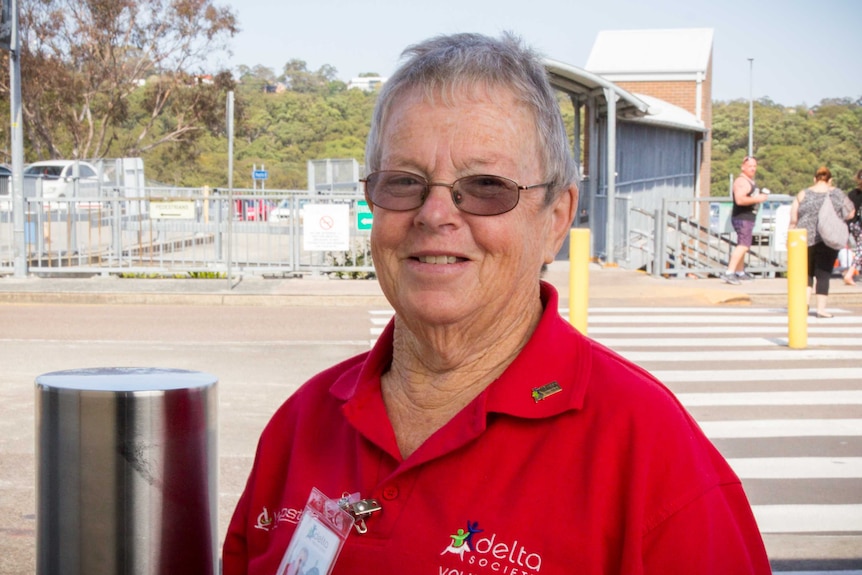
[35,367,217,392]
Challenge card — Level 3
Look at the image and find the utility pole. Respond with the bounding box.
[748,57,754,157]
[6,0,26,277]
[225,90,234,288]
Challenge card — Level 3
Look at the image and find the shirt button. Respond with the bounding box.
[382,485,399,500]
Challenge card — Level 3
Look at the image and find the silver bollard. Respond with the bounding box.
[35,367,218,575]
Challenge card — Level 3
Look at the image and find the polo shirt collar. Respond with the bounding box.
[484,282,590,418]
[332,281,591,457]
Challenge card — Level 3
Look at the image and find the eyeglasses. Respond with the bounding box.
[361,170,551,216]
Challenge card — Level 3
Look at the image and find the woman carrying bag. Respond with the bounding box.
[790,166,856,318]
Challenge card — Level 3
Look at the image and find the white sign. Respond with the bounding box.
[303,203,350,251]
[773,205,792,252]
[150,200,196,220]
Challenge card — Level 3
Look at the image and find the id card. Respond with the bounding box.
[275,488,354,575]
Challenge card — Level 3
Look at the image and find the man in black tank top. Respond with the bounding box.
[722,156,769,284]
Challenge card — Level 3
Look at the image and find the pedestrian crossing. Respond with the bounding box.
[587,306,862,573]
[369,306,862,573]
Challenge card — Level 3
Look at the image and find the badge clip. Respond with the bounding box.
[338,495,382,534]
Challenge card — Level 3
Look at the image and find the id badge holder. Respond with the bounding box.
[275,488,381,575]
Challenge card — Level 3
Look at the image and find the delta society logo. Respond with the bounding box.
[305,524,330,551]
[439,521,542,575]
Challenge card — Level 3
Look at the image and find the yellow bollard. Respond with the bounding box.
[787,228,808,349]
[568,228,590,334]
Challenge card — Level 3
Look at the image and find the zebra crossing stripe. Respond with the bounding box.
[616,349,862,362]
[653,367,861,383]
[700,419,862,439]
[374,306,856,317]
[584,307,856,316]
[586,315,862,324]
[726,457,862,479]
[676,390,862,406]
[590,325,862,334]
[595,336,855,347]
[753,504,862,533]
[583,307,792,314]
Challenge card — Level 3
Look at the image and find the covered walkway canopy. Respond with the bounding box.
[543,58,652,264]
[545,58,651,119]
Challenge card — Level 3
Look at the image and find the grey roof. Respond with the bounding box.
[627,93,706,133]
[543,58,650,119]
[585,28,714,78]
[543,59,703,133]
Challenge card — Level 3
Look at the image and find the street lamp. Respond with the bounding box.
[748,57,754,157]
[6,0,25,277]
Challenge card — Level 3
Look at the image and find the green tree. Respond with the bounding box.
[711,98,862,195]
[1,0,239,161]
[279,59,337,94]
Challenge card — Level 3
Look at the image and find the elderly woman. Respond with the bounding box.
[790,166,856,317]
[224,33,769,574]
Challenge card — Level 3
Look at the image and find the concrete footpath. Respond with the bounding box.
[1,261,861,308]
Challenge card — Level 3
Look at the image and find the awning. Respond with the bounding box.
[543,58,651,119]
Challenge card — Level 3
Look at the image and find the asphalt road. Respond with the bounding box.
[0,303,374,575]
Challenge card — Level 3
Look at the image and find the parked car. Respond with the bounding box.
[709,193,793,236]
[757,194,793,233]
[23,160,105,200]
[269,198,306,223]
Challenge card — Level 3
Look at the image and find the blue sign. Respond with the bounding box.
[252,169,268,180]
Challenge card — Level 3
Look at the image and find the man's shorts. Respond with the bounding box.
[731,218,755,247]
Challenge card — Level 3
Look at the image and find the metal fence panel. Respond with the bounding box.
[0,187,374,277]
[1,186,792,279]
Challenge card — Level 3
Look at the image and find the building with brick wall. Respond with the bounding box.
[545,57,705,270]
[586,28,714,198]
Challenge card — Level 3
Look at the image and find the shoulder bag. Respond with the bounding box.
[817,189,849,250]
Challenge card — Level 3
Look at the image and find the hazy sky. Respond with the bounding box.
[215,0,860,107]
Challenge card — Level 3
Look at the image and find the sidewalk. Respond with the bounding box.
[0,262,860,308]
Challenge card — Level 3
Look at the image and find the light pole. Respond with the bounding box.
[6,0,26,277]
[748,57,754,157]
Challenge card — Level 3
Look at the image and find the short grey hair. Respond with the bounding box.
[365,32,577,202]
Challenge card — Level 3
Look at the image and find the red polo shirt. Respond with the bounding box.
[224,282,770,575]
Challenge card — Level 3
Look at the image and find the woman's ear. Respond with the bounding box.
[544,184,579,264]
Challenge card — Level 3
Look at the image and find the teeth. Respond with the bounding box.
[419,255,457,264]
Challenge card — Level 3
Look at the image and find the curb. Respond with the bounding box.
[0,291,392,307]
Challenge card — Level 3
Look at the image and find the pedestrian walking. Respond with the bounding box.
[790,166,856,317]
[843,168,862,286]
[722,156,770,285]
